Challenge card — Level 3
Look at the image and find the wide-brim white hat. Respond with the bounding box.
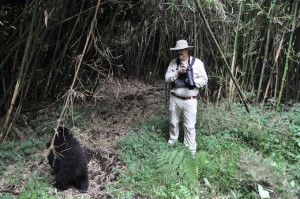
[170,40,193,50]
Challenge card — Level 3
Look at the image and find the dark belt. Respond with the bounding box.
[171,93,197,100]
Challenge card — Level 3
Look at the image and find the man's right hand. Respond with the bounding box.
[177,66,186,74]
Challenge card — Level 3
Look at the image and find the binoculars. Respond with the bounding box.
[186,65,196,90]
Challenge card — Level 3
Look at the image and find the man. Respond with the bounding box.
[165,39,208,155]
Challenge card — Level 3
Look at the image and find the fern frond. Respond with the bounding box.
[156,149,186,183]
[154,149,209,196]
[234,148,276,187]
[183,160,198,182]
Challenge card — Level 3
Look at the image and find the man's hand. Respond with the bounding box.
[177,66,186,75]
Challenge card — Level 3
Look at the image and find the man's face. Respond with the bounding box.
[176,48,189,61]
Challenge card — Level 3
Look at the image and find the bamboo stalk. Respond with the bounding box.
[194,0,250,113]
[272,35,284,101]
[193,3,198,57]
[229,0,244,104]
[247,36,263,91]
[261,73,272,108]
[256,0,276,102]
[47,0,103,158]
[255,25,271,102]
[0,28,29,71]
[70,0,101,89]
[276,1,299,111]
[0,0,38,141]
[216,80,224,107]
[46,1,87,97]
[41,5,67,101]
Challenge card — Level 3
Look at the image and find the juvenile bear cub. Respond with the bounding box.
[47,127,89,192]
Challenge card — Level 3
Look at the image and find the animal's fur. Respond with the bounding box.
[47,127,89,192]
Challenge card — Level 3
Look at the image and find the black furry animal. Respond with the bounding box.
[47,127,89,192]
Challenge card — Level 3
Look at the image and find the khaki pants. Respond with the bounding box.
[168,94,198,154]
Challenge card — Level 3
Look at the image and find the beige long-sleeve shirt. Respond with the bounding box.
[165,56,208,97]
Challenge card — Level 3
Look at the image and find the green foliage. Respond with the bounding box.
[200,0,214,5]
[198,102,300,196]
[16,172,54,199]
[113,102,300,198]
[1,101,299,198]
[0,139,36,172]
[153,184,199,199]
[1,161,26,189]
[114,123,212,198]
[234,149,277,189]
[199,102,300,160]
[0,132,55,198]
[154,149,209,198]
[156,149,184,176]
[0,161,55,198]
[116,125,169,162]
[156,149,191,186]
[111,117,170,197]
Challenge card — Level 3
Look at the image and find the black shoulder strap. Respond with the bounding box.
[176,58,180,68]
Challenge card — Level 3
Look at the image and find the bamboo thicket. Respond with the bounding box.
[0,0,299,140]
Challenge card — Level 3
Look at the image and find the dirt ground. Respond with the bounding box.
[1,79,167,198]
[77,79,166,198]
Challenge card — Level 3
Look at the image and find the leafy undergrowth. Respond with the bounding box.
[111,102,300,198]
[0,87,299,198]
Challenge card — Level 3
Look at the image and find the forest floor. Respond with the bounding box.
[78,79,166,198]
[0,79,166,198]
[1,79,299,199]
